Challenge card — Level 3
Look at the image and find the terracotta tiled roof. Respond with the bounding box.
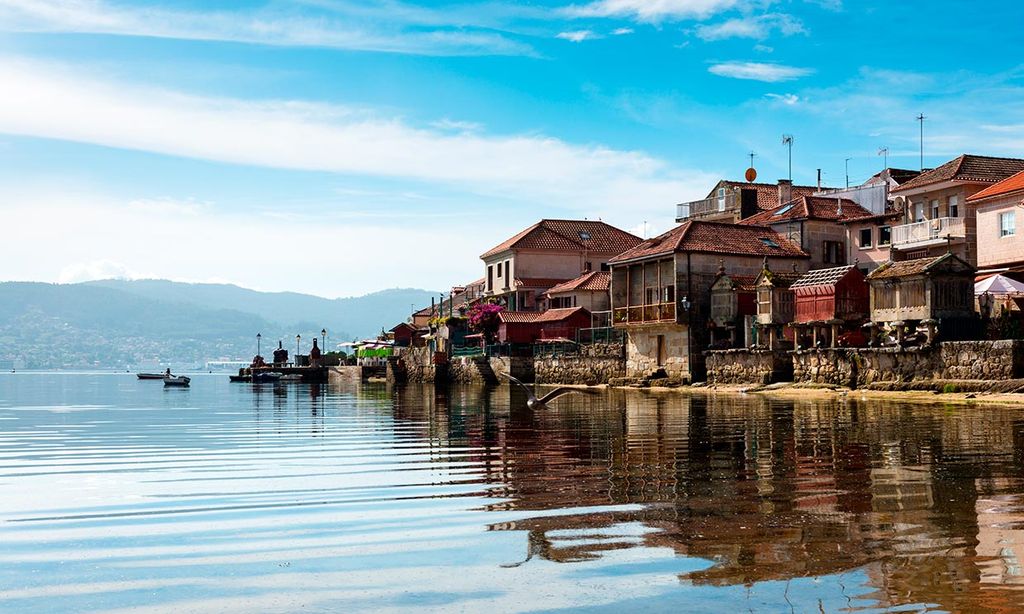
[513,277,574,290]
[967,170,1024,202]
[891,155,1024,193]
[714,274,757,292]
[498,307,589,324]
[791,265,860,289]
[544,271,610,296]
[757,270,802,288]
[739,196,873,226]
[481,219,642,259]
[609,220,808,264]
[709,181,823,212]
[867,253,974,280]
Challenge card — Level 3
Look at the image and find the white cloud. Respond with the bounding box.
[765,93,800,105]
[695,14,805,41]
[57,259,142,284]
[753,43,773,53]
[556,29,597,42]
[612,27,634,35]
[567,0,740,22]
[708,61,813,82]
[0,57,711,217]
[0,0,532,56]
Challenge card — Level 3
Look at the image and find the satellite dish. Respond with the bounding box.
[745,167,757,182]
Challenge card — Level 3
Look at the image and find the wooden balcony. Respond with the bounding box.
[613,302,677,325]
[891,217,965,249]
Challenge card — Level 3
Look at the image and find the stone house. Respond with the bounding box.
[608,220,808,381]
[888,154,1024,265]
[739,195,875,270]
[866,253,976,344]
[965,170,1024,274]
[480,219,641,311]
[675,178,823,224]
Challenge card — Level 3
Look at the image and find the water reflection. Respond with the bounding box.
[2,374,1024,612]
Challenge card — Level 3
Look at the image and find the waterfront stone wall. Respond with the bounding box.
[328,365,364,385]
[534,343,625,385]
[706,349,792,385]
[791,340,1024,387]
[392,347,443,384]
[625,324,689,381]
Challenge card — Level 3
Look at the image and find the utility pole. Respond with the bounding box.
[845,158,852,188]
[878,147,889,170]
[781,135,793,181]
[916,113,926,171]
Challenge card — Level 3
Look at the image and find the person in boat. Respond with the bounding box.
[165,367,171,377]
[310,338,322,367]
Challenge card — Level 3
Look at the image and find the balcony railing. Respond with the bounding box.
[892,217,965,248]
[676,193,739,222]
[612,302,677,325]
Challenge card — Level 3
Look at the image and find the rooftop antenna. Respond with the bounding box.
[916,113,926,170]
[878,147,889,170]
[845,157,852,188]
[781,135,793,181]
[816,168,821,190]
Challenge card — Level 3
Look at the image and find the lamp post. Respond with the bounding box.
[256,332,261,357]
[296,334,301,363]
[321,328,326,350]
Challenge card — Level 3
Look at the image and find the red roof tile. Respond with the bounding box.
[966,170,1024,202]
[609,220,808,264]
[512,277,574,290]
[498,307,589,324]
[481,219,642,259]
[544,271,610,295]
[739,196,873,226]
[891,155,1024,193]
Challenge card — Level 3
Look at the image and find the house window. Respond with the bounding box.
[859,228,872,248]
[662,285,675,303]
[914,202,925,222]
[930,199,940,219]
[487,265,493,291]
[1001,211,1016,237]
[496,264,502,278]
[645,287,657,305]
[717,187,726,212]
[948,195,959,218]
[823,240,845,265]
[879,226,891,246]
[583,261,592,272]
[504,261,510,286]
[600,263,610,272]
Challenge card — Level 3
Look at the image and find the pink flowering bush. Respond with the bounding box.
[467,302,503,343]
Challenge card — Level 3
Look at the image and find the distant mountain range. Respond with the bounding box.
[0,280,437,369]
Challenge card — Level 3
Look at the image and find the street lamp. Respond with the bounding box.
[681,296,692,312]
[296,334,301,362]
[256,332,261,357]
[321,328,326,351]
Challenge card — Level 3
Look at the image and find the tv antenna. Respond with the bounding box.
[845,157,852,188]
[781,135,793,181]
[878,146,889,169]
[916,113,926,170]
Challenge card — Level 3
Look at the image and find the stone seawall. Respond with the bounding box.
[706,349,792,385]
[534,343,624,386]
[792,340,1024,387]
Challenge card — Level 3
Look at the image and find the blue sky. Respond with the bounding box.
[1,0,1023,297]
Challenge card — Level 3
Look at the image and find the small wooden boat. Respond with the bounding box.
[163,376,191,387]
[137,373,167,380]
[229,374,251,383]
[252,372,283,383]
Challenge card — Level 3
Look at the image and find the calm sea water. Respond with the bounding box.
[2,373,1024,613]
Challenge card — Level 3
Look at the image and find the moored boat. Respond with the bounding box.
[252,372,282,383]
[163,376,191,387]
[137,373,166,380]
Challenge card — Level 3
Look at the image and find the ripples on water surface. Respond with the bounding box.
[3,374,1024,612]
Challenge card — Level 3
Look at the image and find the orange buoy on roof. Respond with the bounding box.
[745,167,757,182]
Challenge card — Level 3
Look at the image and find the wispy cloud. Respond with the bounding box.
[708,61,813,82]
[556,29,597,42]
[566,0,740,22]
[765,93,800,105]
[612,27,634,35]
[0,0,534,56]
[0,57,712,218]
[695,14,805,41]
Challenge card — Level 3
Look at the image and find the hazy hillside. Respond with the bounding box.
[0,281,437,369]
[83,280,437,340]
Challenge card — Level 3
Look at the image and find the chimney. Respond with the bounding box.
[777,179,793,206]
[817,169,822,190]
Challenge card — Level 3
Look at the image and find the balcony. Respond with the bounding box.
[612,302,677,325]
[891,217,965,249]
[676,192,739,222]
